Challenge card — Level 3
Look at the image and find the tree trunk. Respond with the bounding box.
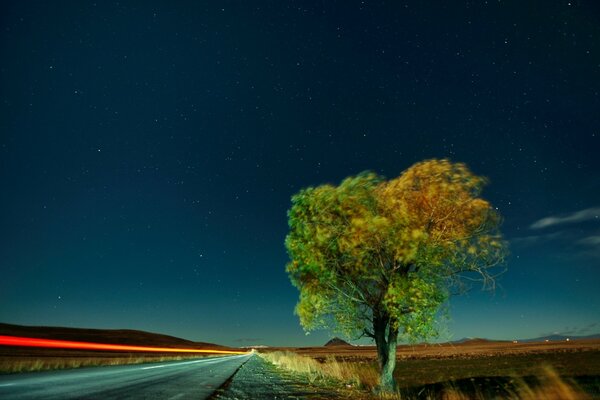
[373,315,398,393]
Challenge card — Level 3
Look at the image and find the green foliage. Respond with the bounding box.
[285,159,507,343]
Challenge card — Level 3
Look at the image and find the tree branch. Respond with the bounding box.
[361,329,375,339]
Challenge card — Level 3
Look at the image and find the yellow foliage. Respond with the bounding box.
[285,159,506,342]
[375,158,501,269]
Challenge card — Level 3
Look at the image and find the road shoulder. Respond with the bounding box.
[212,354,343,399]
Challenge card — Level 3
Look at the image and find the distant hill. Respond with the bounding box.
[518,333,600,343]
[449,334,600,344]
[0,322,233,350]
[324,337,352,347]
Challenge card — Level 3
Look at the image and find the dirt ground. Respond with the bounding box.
[261,339,600,397]
[264,338,600,361]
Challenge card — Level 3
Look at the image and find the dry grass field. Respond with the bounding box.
[2,322,599,398]
[267,338,600,360]
[259,339,600,399]
[0,353,209,373]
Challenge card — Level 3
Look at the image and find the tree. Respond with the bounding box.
[285,159,507,392]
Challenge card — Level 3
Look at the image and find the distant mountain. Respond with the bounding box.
[518,333,600,343]
[449,333,600,344]
[0,322,234,350]
[324,337,352,347]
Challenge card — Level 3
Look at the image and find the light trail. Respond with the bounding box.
[0,335,249,354]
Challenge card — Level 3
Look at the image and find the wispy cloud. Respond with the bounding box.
[577,235,600,246]
[510,231,567,247]
[530,207,600,230]
[576,234,600,259]
[539,322,599,337]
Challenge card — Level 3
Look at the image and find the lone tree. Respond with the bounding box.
[285,159,506,392]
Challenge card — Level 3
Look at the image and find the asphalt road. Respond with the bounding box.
[0,353,252,399]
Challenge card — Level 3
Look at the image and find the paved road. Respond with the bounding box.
[0,353,252,399]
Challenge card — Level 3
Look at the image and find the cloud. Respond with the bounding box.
[577,235,600,246]
[539,322,599,337]
[582,322,599,334]
[530,207,600,230]
[509,231,567,247]
[510,228,600,260]
[576,235,600,259]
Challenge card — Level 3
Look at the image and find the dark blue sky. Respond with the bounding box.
[1,1,599,346]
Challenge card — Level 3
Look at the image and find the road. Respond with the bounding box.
[0,353,252,399]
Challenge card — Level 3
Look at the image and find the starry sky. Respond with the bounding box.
[1,1,599,347]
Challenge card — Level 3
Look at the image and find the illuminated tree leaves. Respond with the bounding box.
[285,159,507,342]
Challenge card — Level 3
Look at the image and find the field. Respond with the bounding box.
[2,322,599,398]
[0,351,208,373]
[260,339,600,398]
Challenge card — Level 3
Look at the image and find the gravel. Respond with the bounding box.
[212,355,344,400]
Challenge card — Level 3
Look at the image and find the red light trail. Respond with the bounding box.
[0,335,248,355]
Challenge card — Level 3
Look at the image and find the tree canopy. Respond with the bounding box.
[285,159,506,343]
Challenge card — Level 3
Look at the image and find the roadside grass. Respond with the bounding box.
[0,354,211,374]
[259,350,598,399]
[259,351,378,389]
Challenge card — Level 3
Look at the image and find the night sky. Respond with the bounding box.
[1,1,599,347]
